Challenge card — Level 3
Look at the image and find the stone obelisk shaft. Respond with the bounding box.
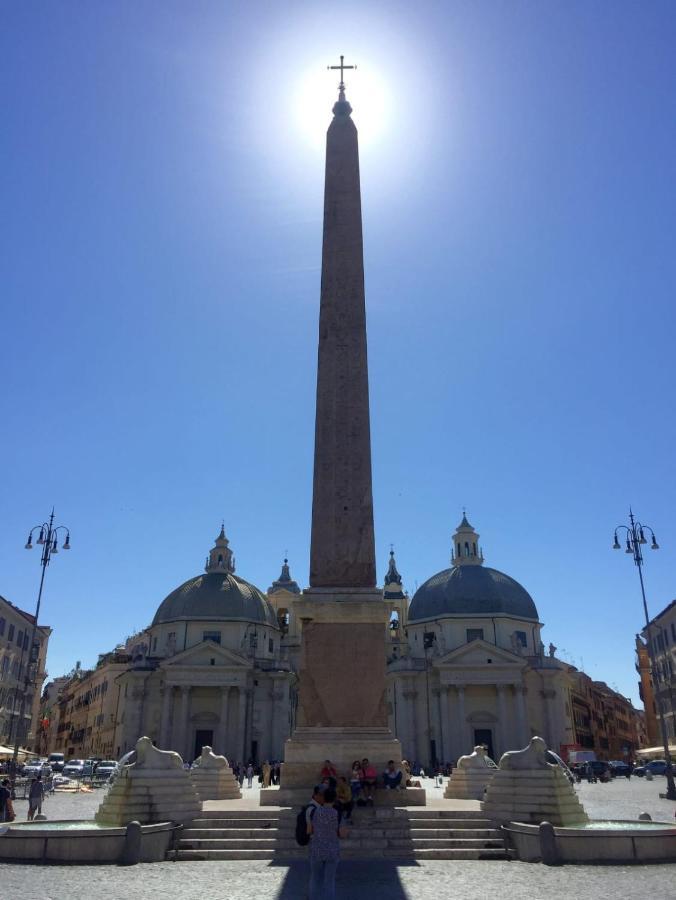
[309,101,376,588]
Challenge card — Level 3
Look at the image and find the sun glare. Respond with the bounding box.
[293,60,391,151]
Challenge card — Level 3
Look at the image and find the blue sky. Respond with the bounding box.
[1,2,675,705]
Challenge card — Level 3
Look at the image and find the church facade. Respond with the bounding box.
[384,516,576,765]
[48,517,583,767]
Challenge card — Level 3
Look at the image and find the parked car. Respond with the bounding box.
[634,760,668,777]
[48,752,65,773]
[609,761,631,778]
[22,760,43,778]
[546,750,576,784]
[62,759,86,779]
[94,760,118,781]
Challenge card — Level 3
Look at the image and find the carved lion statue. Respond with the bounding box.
[498,736,551,770]
[134,736,183,770]
[457,745,492,770]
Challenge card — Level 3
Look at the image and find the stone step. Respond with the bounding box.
[406,810,487,818]
[199,809,292,819]
[182,828,281,839]
[402,818,494,829]
[175,849,282,860]
[382,848,511,861]
[409,828,502,839]
[390,838,505,849]
[174,847,510,861]
[179,838,278,850]
[188,818,283,828]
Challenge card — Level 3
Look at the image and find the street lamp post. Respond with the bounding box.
[613,509,676,800]
[10,510,70,787]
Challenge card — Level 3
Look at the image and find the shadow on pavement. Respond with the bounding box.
[269,860,418,899]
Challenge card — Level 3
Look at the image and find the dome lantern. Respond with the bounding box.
[451,511,484,567]
[205,522,235,574]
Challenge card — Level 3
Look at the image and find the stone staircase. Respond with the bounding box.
[172,807,511,861]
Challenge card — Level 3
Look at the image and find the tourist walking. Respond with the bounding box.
[307,786,345,899]
[246,763,254,788]
[28,776,44,821]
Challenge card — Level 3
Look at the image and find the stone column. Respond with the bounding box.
[237,687,249,764]
[269,679,285,760]
[541,688,557,749]
[514,684,529,747]
[159,684,173,750]
[403,683,418,762]
[496,684,509,755]
[438,685,451,764]
[455,685,470,758]
[215,686,230,756]
[178,686,191,763]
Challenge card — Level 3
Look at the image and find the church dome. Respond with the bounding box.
[408,514,538,623]
[152,571,277,628]
[151,526,278,628]
[408,565,538,623]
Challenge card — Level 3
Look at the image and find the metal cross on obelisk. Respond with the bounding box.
[328,54,356,95]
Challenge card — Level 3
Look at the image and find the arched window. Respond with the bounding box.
[473,542,477,555]
[464,541,470,556]
[457,543,462,557]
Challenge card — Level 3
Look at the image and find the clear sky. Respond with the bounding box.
[1,2,675,706]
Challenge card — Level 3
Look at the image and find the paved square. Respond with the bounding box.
[1,777,674,899]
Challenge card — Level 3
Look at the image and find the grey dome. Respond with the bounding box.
[409,565,538,622]
[152,572,278,628]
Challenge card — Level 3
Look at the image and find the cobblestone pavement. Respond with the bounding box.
[1,858,675,900]
[1,777,674,900]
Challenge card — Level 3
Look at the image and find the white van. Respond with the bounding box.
[48,752,65,773]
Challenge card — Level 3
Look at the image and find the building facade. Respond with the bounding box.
[47,518,642,769]
[568,670,644,762]
[640,598,676,745]
[384,517,576,765]
[0,594,51,751]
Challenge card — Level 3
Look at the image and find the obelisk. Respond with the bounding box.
[309,63,376,590]
[262,59,415,805]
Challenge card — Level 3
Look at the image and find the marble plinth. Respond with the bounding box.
[96,736,201,827]
[189,746,242,801]
[445,747,496,801]
[482,737,588,827]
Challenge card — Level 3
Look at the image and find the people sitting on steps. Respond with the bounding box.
[382,760,403,790]
[317,757,412,805]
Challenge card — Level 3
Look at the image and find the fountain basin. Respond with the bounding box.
[503,820,676,864]
[0,819,177,864]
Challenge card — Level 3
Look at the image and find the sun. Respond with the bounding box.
[293,60,391,151]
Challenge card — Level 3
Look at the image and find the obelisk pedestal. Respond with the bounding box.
[261,587,422,804]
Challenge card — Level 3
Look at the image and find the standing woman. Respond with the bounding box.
[307,786,345,899]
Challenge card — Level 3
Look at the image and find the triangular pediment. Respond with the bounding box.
[435,639,526,669]
[160,640,251,669]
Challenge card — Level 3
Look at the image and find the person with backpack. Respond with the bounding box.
[295,784,325,848]
[307,786,345,899]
